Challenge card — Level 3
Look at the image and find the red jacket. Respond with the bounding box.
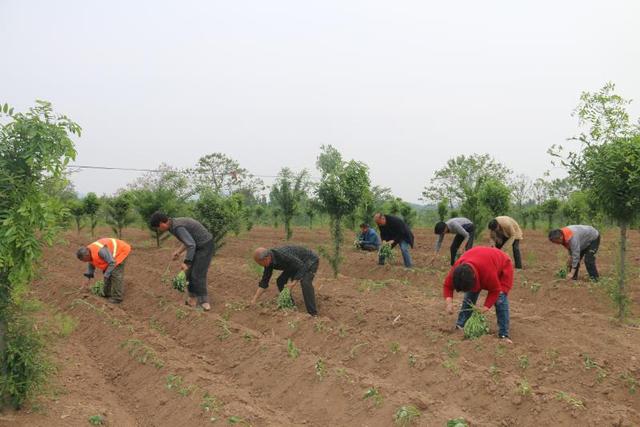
[443,246,514,309]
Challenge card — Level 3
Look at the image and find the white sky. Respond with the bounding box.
[2,1,639,203]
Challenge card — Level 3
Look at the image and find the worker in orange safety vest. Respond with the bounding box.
[76,238,132,303]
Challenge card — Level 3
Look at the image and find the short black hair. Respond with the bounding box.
[452,264,475,292]
[548,229,563,241]
[76,247,90,260]
[434,221,447,234]
[149,211,170,228]
[360,223,369,228]
[488,219,498,230]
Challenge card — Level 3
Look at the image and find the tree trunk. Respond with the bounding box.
[285,219,292,240]
[0,271,10,407]
[618,221,628,319]
[155,230,161,248]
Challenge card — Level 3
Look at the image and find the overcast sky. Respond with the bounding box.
[2,1,639,203]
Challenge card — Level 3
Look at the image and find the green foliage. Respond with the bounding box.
[68,199,85,233]
[363,387,383,407]
[105,193,136,238]
[88,415,105,425]
[90,280,105,297]
[447,418,469,427]
[276,288,295,310]
[540,198,560,230]
[316,146,371,277]
[463,307,489,340]
[478,178,511,217]
[560,191,589,224]
[0,100,79,408]
[187,152,264,197]
[393,405,421,426]
[287,339,300,359]
[172,271,187,293]
[378,243,394,263]
[556,267,568,279]
[437,198,448,221]
[270,168,309,240]
[194,191,244,251]
[82,193,100,238]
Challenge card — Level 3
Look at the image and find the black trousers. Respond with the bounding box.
[574,236,600,280]
[358,243,378,252]
[495,239,523,269]
[450,223,475,265]
[187,240,215,304]
[276,260,319,315]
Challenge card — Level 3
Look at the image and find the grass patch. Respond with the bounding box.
[393,405,420,426]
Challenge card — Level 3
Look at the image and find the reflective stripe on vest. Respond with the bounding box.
[92,238,118,258]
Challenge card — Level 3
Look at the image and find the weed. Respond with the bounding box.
[166,374,183,390]
[217,319,232,341]
[287,320,298,330]
[242,332,253,342]
[583,354,598,370]
[149,318,166,335]
[596,366,608,383]
[175,308,187,320]
[518,355,529,370]
[390,342,400,354]
[447,418,469,427]
[314,321,327,333]
[201,392,223,415]
[287,339,300,359]
[393,405,420,426]
[277,288,295,310]
[363,387,384,407]
[315,358,326,379]
[517,378,531,396]
[53,313,77,337]
[358,280,387,293]
[225,301,247,312]
[120,339,164,369]
[529,282,542,293]
[171,271,187,292]
[88,414,105,425]
[556,268,568,279]
[556,391,585,409]
[227,416,250,425]
[446,340,459,358]
[337,324,348,338]
[489,364,500,382]
[408,353,416,367]
[620,371,638,394]
[442,359,459,374]
[90,280,105,297]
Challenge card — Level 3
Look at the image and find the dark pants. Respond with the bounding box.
[276,259,319,315]
[104,261,126,301]
[187,240,215,304]
[574,236,600,280]
[358,243,378,252]
[450,223,475,265]
[378,241,413,267]
[496,239,523,269]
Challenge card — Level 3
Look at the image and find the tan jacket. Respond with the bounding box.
[494,216,523,249]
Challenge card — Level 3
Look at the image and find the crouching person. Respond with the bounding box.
[251,246,319,316]
[356,223,381,252]
[443,247,513,343]
[77,237,132,304]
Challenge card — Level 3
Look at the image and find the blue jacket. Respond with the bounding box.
[359,227,381,248]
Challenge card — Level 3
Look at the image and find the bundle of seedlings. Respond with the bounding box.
[277,287,295,310]
[90,280,105,297]
[172,271,187,292]
[378,242,395,262]
[464,304,489,339]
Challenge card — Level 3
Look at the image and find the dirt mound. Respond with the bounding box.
[2,226,640,426]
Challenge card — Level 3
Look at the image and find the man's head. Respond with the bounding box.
[452,263,475,292]
[253,247,272,267]
[76,246,92,262]
[434,221,447,235]
[548,229,564,244]
[150,211,171,232]
[488,219,499,231]
[373,213,386,226]
[359,223,369,232]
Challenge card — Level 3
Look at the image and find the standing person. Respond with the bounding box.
[250,246,320,316]
[356,223,381,252]
[443,246,514,343]
[150,212,214,311]
[488,216,524,269]
[373,213,414,267]
[76,237,132,304]
[432,217,475,266]
[548,225,600,281]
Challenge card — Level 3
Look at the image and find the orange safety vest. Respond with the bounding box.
[560,227,573,249]
[88,238,132,272]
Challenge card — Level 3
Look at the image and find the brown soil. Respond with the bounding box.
[2,226,640,426]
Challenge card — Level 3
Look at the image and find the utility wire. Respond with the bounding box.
[68,164,282,179]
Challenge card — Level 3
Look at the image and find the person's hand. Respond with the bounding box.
[445,299,454,314]
[480,306,490,314]
[172,251,181,261]
[180,263,189,272]
[81,277,90,290]
[287,280,299,290]
[249,296,257,306]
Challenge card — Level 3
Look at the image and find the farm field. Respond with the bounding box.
[2,225,640,427]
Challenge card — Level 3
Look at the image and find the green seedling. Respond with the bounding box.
[358,280,387,293]
[90,280,105,297]
[315,358,326,379]
[546,349,559,368]
[287,339,300,359]
[447,418,469,427]
[54,313,77,337]
[242,332,253,342]
[556,268,568,279]
[314,321,327,333]
[517,378,531,396]
[620,371,638,394]
[583,354,598,369]
[172,271,187,292]
[393,405,421,426]
[529,282,542,293]
[390,342,400,354]
[287,320,298,330]
[166,374,184,390]
[518,355,529,370]
[445,340,459,358]
[464,306,489,339]
[337,324,348,338]
[379,243,395,263]
[363,387,384,407]
[176,308,187,320]
[88,415,105,425]
[489,364,500,382]
[201,392,223,414]
[408,353,416,367]
[120,339,164,368]
[277,288,295,310]
[227,415,250,425]
[556,391,585,409]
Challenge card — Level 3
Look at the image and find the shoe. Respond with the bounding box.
[108,298,122,304]
[200,303,211,311]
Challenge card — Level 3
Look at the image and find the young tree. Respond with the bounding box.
[187,153,264,196]
[316,146,370,277]
[540,198,560,230]
[269,168,309,240]
[560,191,589,224]
[478,178,511,217]
[437,198,448,221]
[304,198,322,229]
[399,202,417,229]
[194,191,243,252]
[105,193,136,238]
[82,192,100,237]
[0,101,79,408]
[68,199,85,234]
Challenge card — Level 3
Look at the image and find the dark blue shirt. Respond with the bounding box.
[359,227,381,248]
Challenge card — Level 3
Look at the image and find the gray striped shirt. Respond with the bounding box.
[169,217,213,262]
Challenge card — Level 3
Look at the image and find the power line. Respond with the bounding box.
[68,164,283,179]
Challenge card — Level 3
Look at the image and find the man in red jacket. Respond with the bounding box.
[443,246,513,343]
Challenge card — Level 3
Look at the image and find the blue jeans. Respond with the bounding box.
[456,291,510,338]
[378,240,413,267]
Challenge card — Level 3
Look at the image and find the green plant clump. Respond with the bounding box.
[277,288,295,310]
[556,267,568,279]
[464,307,489,339]
[378,243,395,263]
[447,418,469,427]
[90,280,105,297]
[172,271,187,292]
[393,405,421,426]
[88,414,105,425]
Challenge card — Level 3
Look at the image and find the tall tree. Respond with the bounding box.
[105,193,136,238]
[68,199,85,234]
[186,153,264,196]
[82,192,100,237]
[269,168,309,240]
[478,178,511,217]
